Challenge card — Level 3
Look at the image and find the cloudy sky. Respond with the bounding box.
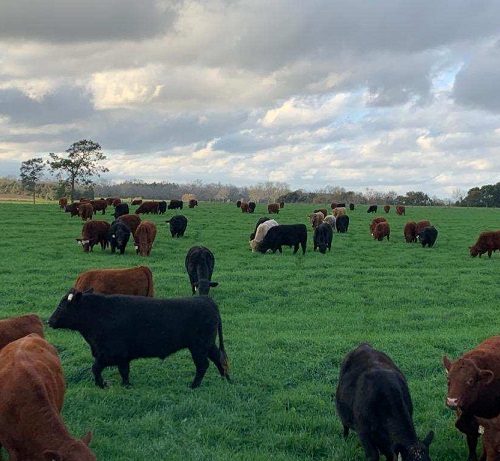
[1,0,500,197]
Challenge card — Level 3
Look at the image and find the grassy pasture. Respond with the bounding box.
[1,201,500,460]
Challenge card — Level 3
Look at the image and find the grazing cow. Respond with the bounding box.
[370,217,387,234]
[113,202,129,219]
[404,221,418,243]
[58,197,68,209]
[373,222,390,241]
[131,198,142,205]
[349,203,355,211]
[48,290,231,389]
[250,219,278,252]
[185,246,219,295]
[258,224,307,255]
[367,205,378,213]
[168,199,183,210]
[236,200,242,208]
[0,314,44,350]
[267,203,280,214]
[469,231,500,258]
[64,203,79,217]
[0,334,96,460]
[323,215,336,229]
[112,198,121,206]
[314,208,328,217]
[248,201,256,213]
[158,201,167,215]
[336,214,350,233]
[336,343,434,461]
[313,223,333,254]
[90,199,107,215]
[396,205,406,215]
[165,215,188,237]
[333,207,346,218]
[74,266,154,297]
[134,220,157,256]
[417,226,438,247]
[415,220,431,234]
[308,212,325,230]
[117,214,141,236]
[279,201,285,209]
[240,201,249,213]
[76,220,110,253]
[78,202,94,221]
[108,221,131,254]
[249,217,271,240]
[135,201,159,215]
[384,205,390,213]
[189,199,198,208]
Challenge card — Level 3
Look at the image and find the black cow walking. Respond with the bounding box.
[417,226,438,248]
[48,289,230,389]
[336,343,434,461]
[185,246,219,296]
[313,223,333,254]
[165,215,188,238]
[336,214,350,233]
[258,224,307,255]
[108,221,131,254]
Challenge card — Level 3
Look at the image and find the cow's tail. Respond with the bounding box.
[218,319,231,380]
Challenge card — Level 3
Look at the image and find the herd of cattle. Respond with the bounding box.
[1,198,500,460]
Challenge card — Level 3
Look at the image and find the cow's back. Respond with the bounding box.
[0,314,44,350]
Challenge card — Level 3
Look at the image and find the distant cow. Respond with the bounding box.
[308,211,325,230]
[367,205,378,213]
[417,226,438,247]
[370,217,387,234]
[117,214,141,236]
[236,200,242,208]
[336,214,349,233]
[108,221,131,254]
[76,220,110,253]
[112,198,121,206]
[74,266,154,297]
[240,201,249,213]
[134,220,157,256]
[313,223,333,254]
[336,343,434,461]
[168,199,183,210]
[106,197,117,205]
[384,205,390,213]
[349,203,355,211]
[65,203,79,217]
[78,202,94,221]
[248,201,256,213]
[373,222,390,241]
[250,219,278,252]
[165,215,188,238]
[258,224,307,255]
[113,202,130,219]
[314,208,328,217]
[323,215,336,229]
[279,201,284,209]
[158,201,167,215]
[135,201,159,215]
[58,197,68,209]
[415,219,431,234]
[48,290,230,389]
[131,198,142,205]
[331,202,337,210]
[396,205,406,215]
[470,231,500,258]
[404,221,417,243]
[0,314,44,350]
[90,199,107,215]
[249,217,270,240]
[0,334,96,460]
[336,203,346,208]
[333,207,346,218]
[189,199,198,208]
[185,246,219,295]
[267,203,280,214]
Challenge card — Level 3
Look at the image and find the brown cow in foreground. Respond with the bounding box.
[415,219,431,234]
[373,222,390,241]
[0,314,44,350]
[0,334,96,460]
[470,231,500,258]
[76,220,110,252]
[74,266,154,296]
[116,214,141,236]
[370,217,387,234]
[404,221,417,243]
[267,203,280,214]
[134,220,157,256]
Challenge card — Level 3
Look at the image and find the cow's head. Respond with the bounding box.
[469,245,480,257]
[443,356,494,413]
[392,431,433,461]
[194,279,219,296]
[43,431,95,461]
[48,288,94,330]
[75,238,92,252]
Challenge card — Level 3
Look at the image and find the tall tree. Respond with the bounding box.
[47,140,109,200]
[20,157,45,204]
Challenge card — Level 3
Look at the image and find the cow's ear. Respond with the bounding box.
[442,356,452,372]
[422,430,434,447]
[82,431,93,445]
[43,451,62,461]
[209,282,219,287]
[479,369,494,385]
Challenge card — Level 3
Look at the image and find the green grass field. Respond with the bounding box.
[1,201,500,460]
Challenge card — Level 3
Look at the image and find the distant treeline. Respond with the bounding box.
[457,182,500,208]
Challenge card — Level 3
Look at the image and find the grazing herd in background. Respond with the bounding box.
[1,197,499,460]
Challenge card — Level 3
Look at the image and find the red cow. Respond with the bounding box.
[331,202,337,210]
[135,201,159,215]
[279,201,285,209]
[404,221,417,243]
[58,197,68,209]
[76,220,110,253]
[117,214,141,236]
[78,203,94,221]
[240,201,249,213]
[396,205,406,215]
[0,334,96,460]
[313,208,328,217]
[0,314,44,350]
[189,199,198,208]
[384,205,390,213]
[134,221,157,256]
[267,203,280,214]
[470,231,500,258]
[65,203,79,217]
[112,198,122,206]
[373,222,390,241]
[74,266,154,296]
[90,199,107,215]
[415,219,431,234]
[370,217,387,234]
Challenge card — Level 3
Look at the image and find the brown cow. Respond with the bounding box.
[333,207,346,218]
[267,203,280,214]
[415,219,431,234]
[404,221,417,243]
[308,212,325,230]
[134,220,157,256]
[331,202,337,210]
[0,314,44,350]
[475,414,500,461]
[370,217,387,234]
[90,199,107,215]
[116,214,141,236]
[64,203,79,217]
[279,201,285,209]
[74,266,154,297]
[0,334,96,460]
[78,203,93,221]
[131,198,143,205]
[240,201,249,213]
[396,205,406,215]
[135,201,159,215]
[470,231,500,258]
[76,220,110,253]
[373,222,390,241]
[383,205,390,213]
[189,199,198,208]
[58,197,68,209]
[112,198,122,206]
[314,208,328,217]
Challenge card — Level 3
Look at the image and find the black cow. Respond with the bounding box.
[258,224,307,255]
[417,226,438,247]
[336,214,350,233]
[108,221,131,254]
[158,201,167,215]
[336,203,346,208]
[48,289,231,389]
[185,246,219,296]
[249,216,270,240]
[367,205,378,213]
[112,203,129,219]
[349,203,355,211]
[336,343,434,461]
[313,223,333,254]
[168,199,183,210]
[248,202,256,213]
[165,215,188,238]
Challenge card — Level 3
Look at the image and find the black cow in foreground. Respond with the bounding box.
[185,246,218,295]
[165,215,188,237]
[336,343,434,461]
[367,205,378,213]
[250,216,270,240]
[48,289,231,389]
[417,226,438,248]
[258,224,307,255]
[108,221,131,254]
[336,214,350,233]
[113,203,129,219]
[313,223,333,254]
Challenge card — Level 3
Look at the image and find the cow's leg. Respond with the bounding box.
[301,241,306,255]
[455,412,479,461]
[92,359,108,388]
[117,360,132,387]
[207,345,230,381]
[488,250,493,258]
[358,433,379,461]
[189,350,210,388]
